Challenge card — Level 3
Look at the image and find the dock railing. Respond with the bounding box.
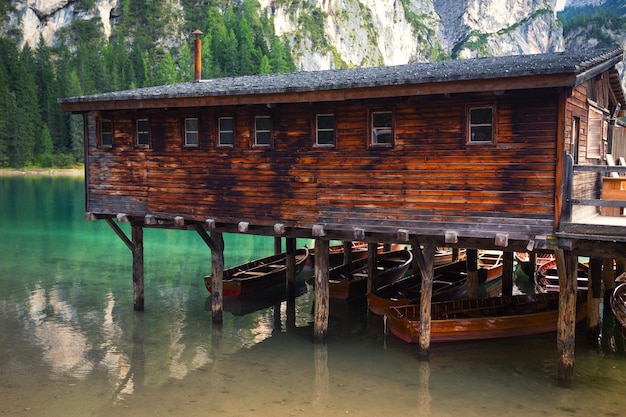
[561,152,626,227]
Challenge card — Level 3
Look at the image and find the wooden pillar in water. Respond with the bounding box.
[274,236,282,254]
[131,224,144,311]
[502,251,514,297]
[555,249,578,383]
[314,239,329,342]
[367,243,379,294]
[412,238,435,361]
[210,232,225,324]
[586,258,603,345]
[466,249,479,299]
[342,241,353,265]
[286,237,296,300]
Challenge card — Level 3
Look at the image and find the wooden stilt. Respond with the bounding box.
[603,258,616,307]
[502,251,514,296]
[529,252,537,275]
[314,239,329,342]
[555,249,577,384]
[367,243,379,294]
[466,249,479,299]
[412,238,435,361]
[274,236,282,254]
[131,224,144,311]
[210,232,225,324]
[587,258,602,344]
[286,237,296,300]
[342,241,353,265]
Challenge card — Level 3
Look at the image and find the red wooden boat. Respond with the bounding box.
[204,248,309,297]
[385,291,588,343]
[534,259,589,293]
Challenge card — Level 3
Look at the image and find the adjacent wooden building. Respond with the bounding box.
[60,47,626,381]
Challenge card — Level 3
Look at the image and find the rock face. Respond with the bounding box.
[0,0,569,70]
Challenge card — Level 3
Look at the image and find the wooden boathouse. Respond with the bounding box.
[59,46,626,382]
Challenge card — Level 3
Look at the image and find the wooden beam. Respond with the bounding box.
[286,238,296,300]
[367,243,378,294]
[105,217,134,252]
[342,241,353,266]
[314,239,329,342]
[131,225,144,311]
[193,223,219,252]
[502,251,514,297]
[466,249,479,299]
[411,238,435,361]
[555,249,577,384]
[210,232,225,324]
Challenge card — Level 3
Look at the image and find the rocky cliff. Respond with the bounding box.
[4,0,566,70]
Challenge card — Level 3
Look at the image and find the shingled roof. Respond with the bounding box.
[59,48,624,111]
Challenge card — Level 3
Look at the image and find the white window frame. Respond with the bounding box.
[370,110,393,147]
[218,116,234,146]
[100,120,113,148]
[184,118,199,147]
[136,119,150,147]
[254,116,271,147]
[468,106,494,144]
[315,114,335,147]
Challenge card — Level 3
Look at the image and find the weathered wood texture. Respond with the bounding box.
[86,90,562,241]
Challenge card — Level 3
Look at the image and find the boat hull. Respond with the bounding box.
[204,248,309,297]
[385,291,588,343]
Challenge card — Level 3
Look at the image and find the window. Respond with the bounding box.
[571,116,580,163]
[370,111,393,146]
[587,106,606,159]
[468,107,493,143]
[100,120,113,147]
[316,114,335,146]
[254,116,271,146]
[219,117,234,146]
[184,118,199,146]
[136,119,150,146]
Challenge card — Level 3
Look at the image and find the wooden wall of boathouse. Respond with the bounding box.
[84,87,566,243]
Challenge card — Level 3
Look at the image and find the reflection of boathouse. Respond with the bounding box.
[60,45,626,382]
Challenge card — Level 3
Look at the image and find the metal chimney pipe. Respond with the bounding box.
[193,29,203,82]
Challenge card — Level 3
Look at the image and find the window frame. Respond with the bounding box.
[136,118,151,148]
[369,109,394,148]
[99,119,113,148]
[184,117,199,147]
[314,113,336,148]
[218,116,235,147]
[466,105,496,145]
[253,115,272,147]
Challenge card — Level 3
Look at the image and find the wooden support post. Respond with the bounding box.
[587,258,603,344]
[131,224,144,311]
[286,237,296,300]
[555,249,577,384]
[466,249,479,299]
[342,241,353,266]
[529,252,537,275]
[210,232,225,324]
[412,238,435,361]
[502,251,514,297]
[367,242,379,294]
[274,236,282,254]
[603,258,616,306]
[314,239,329,342]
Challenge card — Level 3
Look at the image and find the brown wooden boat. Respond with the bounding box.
[204,248,309,297]
[534,259,589,293]
[368,250,503,316]
[307,241,369,268]
[385,291,588,343]
[610,281,626,333]
[327,249,413,300]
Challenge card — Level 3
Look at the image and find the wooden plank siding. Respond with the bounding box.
[85,88,559,242]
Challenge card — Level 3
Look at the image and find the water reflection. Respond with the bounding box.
[3,176,626,417]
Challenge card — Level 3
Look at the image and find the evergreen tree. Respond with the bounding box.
[237,18,257,75]
[259,55,271,74]
[67,70,84,163]
[11,45,39,167]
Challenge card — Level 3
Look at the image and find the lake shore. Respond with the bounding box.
[0,167,84,177]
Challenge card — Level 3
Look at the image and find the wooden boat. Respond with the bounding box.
[610,280,626,334]
[327,249,413,300]
[433,247,466,267]
[307,241,369,268]
[204,248,309,297]
[368,251,504,316]
[385,291,588,343]
[534,259,589,293]
[368,259,468,316]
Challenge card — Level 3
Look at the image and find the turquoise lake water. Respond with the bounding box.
[1,175,626,416]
